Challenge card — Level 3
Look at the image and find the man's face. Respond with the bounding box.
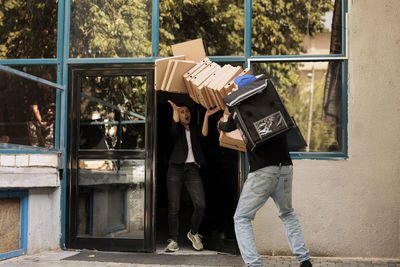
[179,106,191,126]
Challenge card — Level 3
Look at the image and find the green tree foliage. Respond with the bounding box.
[159,0,244,56]
[69,0,152,149]
[80,76,146,120]
[80,76,146,149]
[252,0,332,56]
[251,0,333,90]
[70,0,152,58]
[0,0,58,59]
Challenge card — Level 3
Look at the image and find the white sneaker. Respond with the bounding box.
[165,239,179,252]
[187,230,203,251]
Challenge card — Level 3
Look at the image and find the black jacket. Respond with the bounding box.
[168,121,206,168]
[218,113,292,172]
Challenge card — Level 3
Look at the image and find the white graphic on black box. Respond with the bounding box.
[253,111,287,139]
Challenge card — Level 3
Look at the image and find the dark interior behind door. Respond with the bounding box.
[155,91,242,254]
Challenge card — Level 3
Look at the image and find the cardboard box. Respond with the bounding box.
[205,65,231,109]
[219,110,246,152]
[154,55,185,90]
[220,131,247,152]
[184,58,211,103]
[190,63,221,108]
[198,67,227,109]
[211,66,244,109]
[171,38,207,62]
[164,60,197,93]
[160,59,176,90]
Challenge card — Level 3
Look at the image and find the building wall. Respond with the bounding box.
[27,187,61,254]
[253,0,400,258]
[0,154,61,254]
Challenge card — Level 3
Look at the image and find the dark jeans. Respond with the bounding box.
[167,163,205,240]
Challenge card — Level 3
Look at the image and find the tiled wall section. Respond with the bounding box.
[0,154,58,167]
[0,198,20,253]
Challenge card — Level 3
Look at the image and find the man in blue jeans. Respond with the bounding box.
[165,100,219,252]
[217,112,312,267]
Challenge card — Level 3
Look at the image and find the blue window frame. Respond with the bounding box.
[0,0,348,159]
[0,190,29,261]
[247,0,348,159]
[0,64,65,154]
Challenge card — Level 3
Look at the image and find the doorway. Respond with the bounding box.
[155,91,243,254]
[66,64,155,252]
[66,64,243,254]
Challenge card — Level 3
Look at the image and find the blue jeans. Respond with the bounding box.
[234,165,310,266]
[167,163,205,240]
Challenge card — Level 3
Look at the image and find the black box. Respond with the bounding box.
[223,75,296,151]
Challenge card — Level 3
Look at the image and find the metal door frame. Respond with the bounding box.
[66,64,156,252]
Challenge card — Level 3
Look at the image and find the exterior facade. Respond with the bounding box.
[254,1,400,258]
[0,0,399,261]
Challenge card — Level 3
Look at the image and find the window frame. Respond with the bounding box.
[0,64,65,154]
[0,190,29,261]
[0,0,348,160]
[247,0,348,159]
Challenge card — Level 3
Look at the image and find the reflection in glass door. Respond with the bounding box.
[77,159,145,239]
[67,66,154,252]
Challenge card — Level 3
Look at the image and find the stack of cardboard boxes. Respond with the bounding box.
[155,39,247,152]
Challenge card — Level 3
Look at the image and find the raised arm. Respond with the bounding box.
[168,100,181,136]
[168,100,180,123]
[201,107,220,137]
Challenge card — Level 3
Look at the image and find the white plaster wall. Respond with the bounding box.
[0,167,59,188]
[254,0,400,258]
[27,187,61,254]
[0,154,59,188]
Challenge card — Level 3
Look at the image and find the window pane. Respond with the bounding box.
[0,0,58,59]
[12,65,58,81]
[252,0,341,56]
[159,0,244,57]
[251,61,342,152]
[0,198,21,253]
[80,76,146,150]
[70,0,152,58]
[0,66,57,148]
[78,159,145,238]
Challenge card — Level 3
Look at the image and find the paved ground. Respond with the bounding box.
[1,249,399,267]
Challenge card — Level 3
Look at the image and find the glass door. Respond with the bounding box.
[67,65,155,252]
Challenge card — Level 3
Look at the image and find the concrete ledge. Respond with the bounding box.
[0,167,60,188]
